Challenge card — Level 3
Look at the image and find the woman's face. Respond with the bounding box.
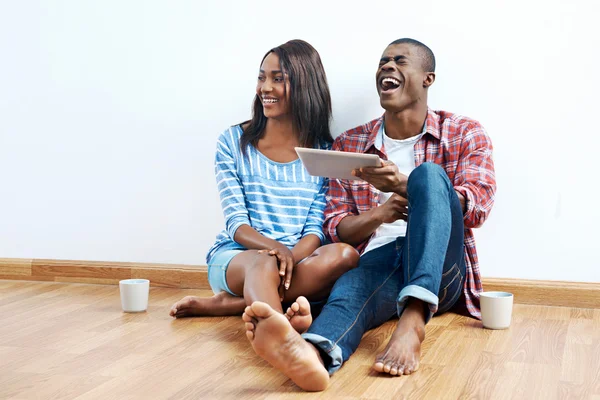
[256,52,291,120]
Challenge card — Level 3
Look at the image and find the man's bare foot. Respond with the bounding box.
[169,292,246,318]
[242,301,329,392]
[373,299,426,376]
[285,296,313,333]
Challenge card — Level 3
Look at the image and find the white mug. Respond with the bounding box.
[119,279,150,312]
[480,291,513,329]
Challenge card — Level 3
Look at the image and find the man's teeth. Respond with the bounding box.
[263,98,278,104]
[382,77,401,87]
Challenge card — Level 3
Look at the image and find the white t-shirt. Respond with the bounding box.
[362,127,424,255]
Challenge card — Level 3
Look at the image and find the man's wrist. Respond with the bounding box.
[395,181,408,197]
[370,207,385,225]
[455,190,467,214]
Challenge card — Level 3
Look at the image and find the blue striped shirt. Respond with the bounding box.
[206,125,330,263]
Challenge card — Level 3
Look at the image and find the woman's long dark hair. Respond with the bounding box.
[240,39,333,155]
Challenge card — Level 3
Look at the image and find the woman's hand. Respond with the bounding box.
[258,246,295,300]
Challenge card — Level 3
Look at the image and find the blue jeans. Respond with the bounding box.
[302,163,466,374]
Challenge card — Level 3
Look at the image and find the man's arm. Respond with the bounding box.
[456,191,467,214]
[453,126,496,228]
[336,193,408,246]
[335,208,382,247]
[324,131,408,250]
[353,161,471,217]
[323,140,384,250]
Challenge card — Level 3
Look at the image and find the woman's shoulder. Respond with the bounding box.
[217,124,244,147]
[240,121,250,131]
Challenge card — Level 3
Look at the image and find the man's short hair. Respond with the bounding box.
[389,38,436,72]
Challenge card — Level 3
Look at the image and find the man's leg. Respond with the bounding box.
[374,162,467,375]
[242,240,403,391]
[301,240,403,373]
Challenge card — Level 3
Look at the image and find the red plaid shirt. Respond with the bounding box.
[324,109,496,319]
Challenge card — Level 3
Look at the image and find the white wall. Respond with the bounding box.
[1,0,599,282]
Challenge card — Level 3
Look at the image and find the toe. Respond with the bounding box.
[389,365,399,375]
[245,322,255,331]
[296,296,311,315]
[285,307,295,319]
[249,301,275,318]
[373,360,385,373]
[290,302,299,313]
[244,305,255,318]
[383,363,392,373]
[245,330,254,340]
[411,360,420,373]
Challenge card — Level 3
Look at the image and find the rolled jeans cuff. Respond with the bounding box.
[397,284,439,323]
[301,333,343,375]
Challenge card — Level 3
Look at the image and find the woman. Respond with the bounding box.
[170,40,359,332]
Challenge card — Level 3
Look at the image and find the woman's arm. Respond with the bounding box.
[290,234,321,263]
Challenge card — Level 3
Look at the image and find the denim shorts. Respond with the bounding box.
[207,249,244,296]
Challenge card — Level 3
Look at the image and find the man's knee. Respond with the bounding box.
[407,162,450,197]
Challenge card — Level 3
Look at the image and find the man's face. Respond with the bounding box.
[376,43,430,112]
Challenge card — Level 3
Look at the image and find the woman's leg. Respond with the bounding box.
[280,243,359,332]
[225,250,286,313]
[170,292,247,318]
[171,249,281,318]
[281,243,360,302]
[171,243,359,319]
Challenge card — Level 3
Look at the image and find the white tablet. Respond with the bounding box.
[295,147,382,181]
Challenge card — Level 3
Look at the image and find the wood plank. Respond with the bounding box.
[0,258,32,276]
[483,277,600,309]
[1,258,599,309]
[1,280,599,399]
[32,259,132,280]
[179,268,209,289]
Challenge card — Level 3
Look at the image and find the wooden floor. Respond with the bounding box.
[1,281,599,400]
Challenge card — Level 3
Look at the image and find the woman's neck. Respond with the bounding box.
[263,117,300,146]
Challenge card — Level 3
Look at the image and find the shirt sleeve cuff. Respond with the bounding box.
[302,230,325,244]
[454,185,475,222]
[324,212,352,243]
[227,216,251,240]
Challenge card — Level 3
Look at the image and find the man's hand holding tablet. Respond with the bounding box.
[352,160,409,197]
[295,148,383,182]
[295,148,409,197]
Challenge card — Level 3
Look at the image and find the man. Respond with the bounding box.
[241,38,496,392]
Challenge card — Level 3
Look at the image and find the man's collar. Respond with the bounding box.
[364,117,384,152]
[366,108,440,152]
[424,108,441,140]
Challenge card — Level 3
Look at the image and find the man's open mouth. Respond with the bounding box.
[380,77,401,92]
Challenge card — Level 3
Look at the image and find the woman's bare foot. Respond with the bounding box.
[169,292,246,318]
[242,301,329,392]
[372,299,426,376]
[285,296,312,333]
